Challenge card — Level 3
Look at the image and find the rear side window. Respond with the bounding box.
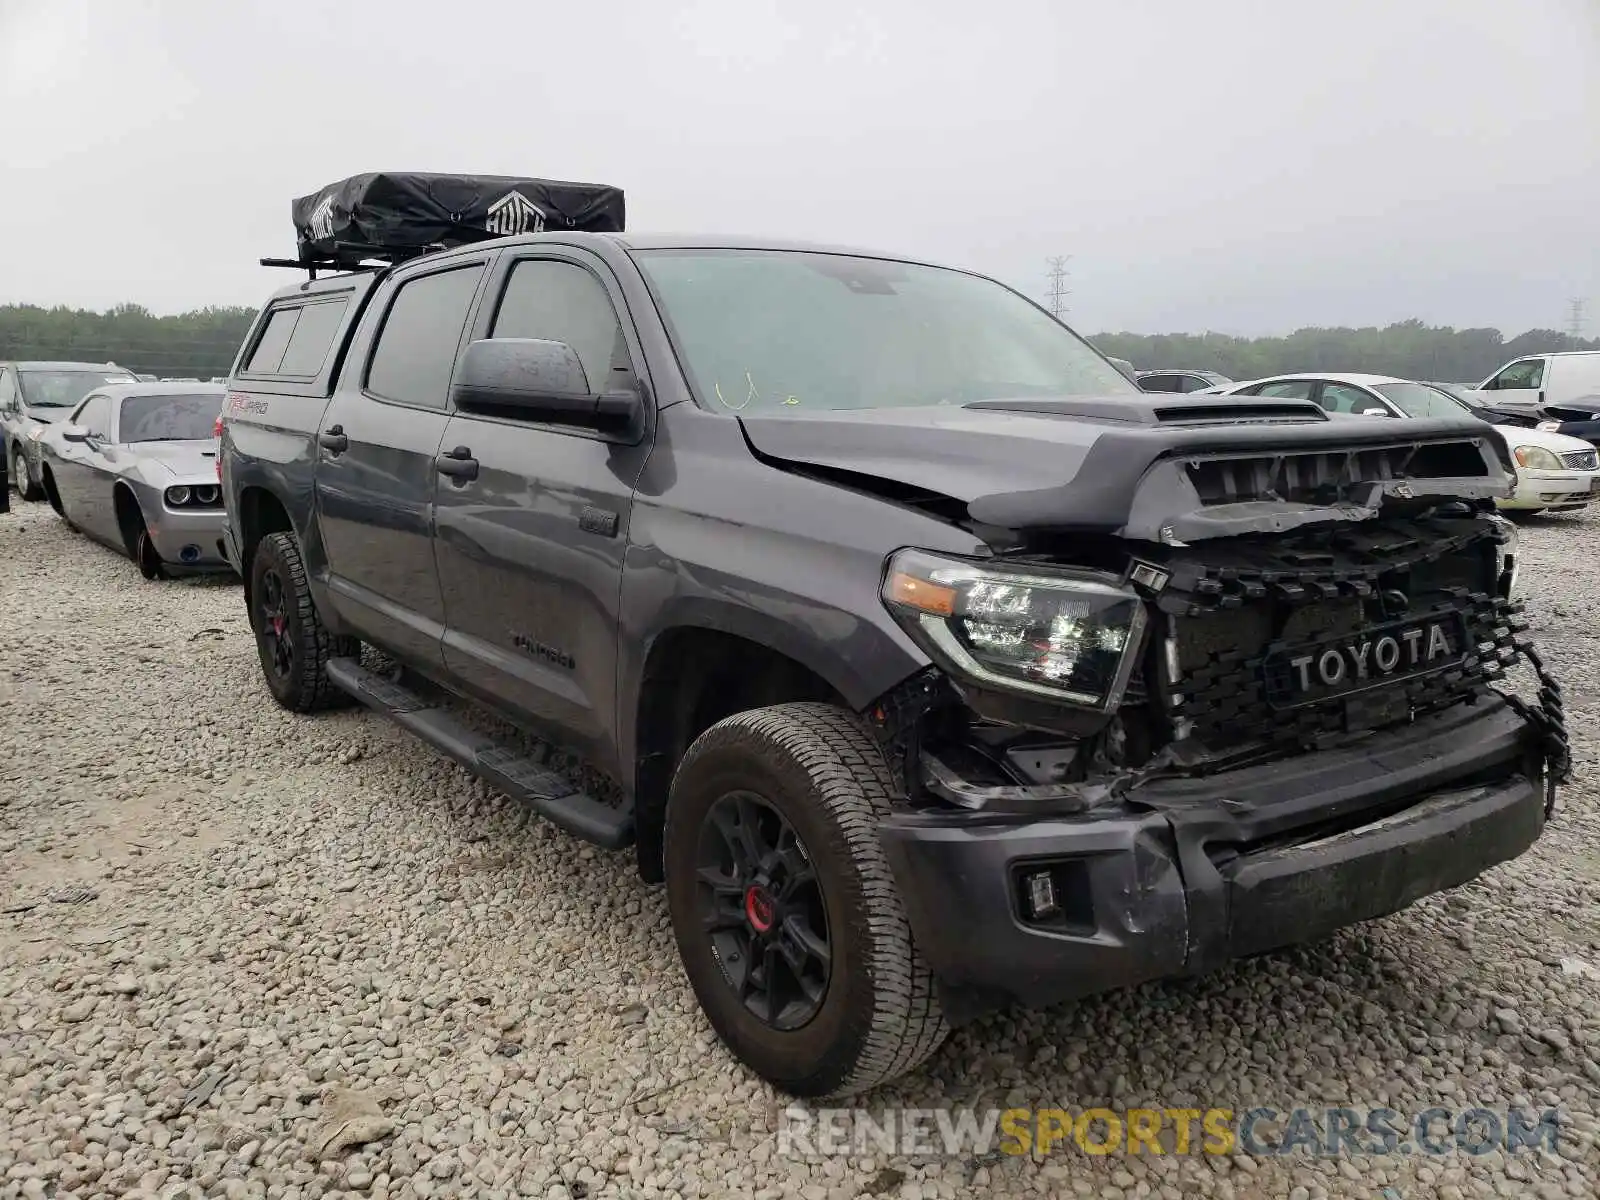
[366,265,485,408]
[245,309,299,372]
[244,297,351,377]
[1138,374,1181,393]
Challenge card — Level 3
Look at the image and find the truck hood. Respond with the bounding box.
[738,395,1516,541]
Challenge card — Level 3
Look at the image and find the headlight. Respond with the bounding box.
[1513,445,1562,470]
[195,484,218,505]
[1536,421,1561,432]
[166,485,192,506]
[1489,514,1519,599]
[881,549,1148,709]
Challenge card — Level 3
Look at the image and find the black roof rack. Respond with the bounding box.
[259,241,444,279]
[266,172,625,280]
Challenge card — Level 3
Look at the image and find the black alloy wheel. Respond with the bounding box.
[257,562,294,681]
[664,703,948,1097]
[695,790,832,1032]
[248,531,357,712]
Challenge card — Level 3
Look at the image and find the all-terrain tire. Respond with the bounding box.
[664,702,948,1097]
[249,531,359,712]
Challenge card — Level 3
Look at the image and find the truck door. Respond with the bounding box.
[313,257,491,668]
[432,251,654,770]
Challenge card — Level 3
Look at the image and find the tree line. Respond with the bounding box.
[1,302,1595,385]
[0,303,258,379]
[1091,319,1599,385]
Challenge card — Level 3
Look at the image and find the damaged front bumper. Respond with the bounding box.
[879,697,1552,1022]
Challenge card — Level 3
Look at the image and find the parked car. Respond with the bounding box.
[1536,404,1600,449]
[1425,381,1540,429]
[1,360,139,499]
[36,382,232,578]
[221,174,1566,1098]
[1216,372,1600,515]
[1475,351,1600,414]
[1106,355,1139,383]
[1135,369,1233,393]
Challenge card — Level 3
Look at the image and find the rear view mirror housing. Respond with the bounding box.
[60,425,90,443]
[452,338,642,434]
[1359,408,1390,417]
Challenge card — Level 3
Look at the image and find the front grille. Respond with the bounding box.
[1138,516,1515,752]
[1561,449,1598,470]
[1184,440,1491,506]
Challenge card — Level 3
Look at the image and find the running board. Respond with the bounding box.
[325,657,633,850]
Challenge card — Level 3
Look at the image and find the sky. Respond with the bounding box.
[1,0,1596,337]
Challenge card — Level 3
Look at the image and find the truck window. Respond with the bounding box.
[244,297,352,377]
[365,265,485,408]
[244,308,300,373]
[489,260,633,393]
[277,299,350,376]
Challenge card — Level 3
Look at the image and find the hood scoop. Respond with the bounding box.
[965,395,1330,426]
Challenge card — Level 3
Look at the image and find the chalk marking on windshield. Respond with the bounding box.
[713,372,762,412]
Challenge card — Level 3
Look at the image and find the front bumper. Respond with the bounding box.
[147,505,231,571]
[880,698,1547,1021]
[1500,468,1600,510]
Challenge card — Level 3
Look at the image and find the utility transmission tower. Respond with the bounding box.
[1045,256,1071,319]
[1566,298,1587,341]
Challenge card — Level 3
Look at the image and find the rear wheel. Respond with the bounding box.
[664,703,947,1097]
[12,443,41,501]
[249,531,357,711]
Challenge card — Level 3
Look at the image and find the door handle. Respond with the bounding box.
[435,446,479,481]
[318,425,349,453]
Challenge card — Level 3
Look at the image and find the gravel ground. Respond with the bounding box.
[2,501,1598,1200]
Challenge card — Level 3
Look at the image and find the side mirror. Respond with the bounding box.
[61,425,90,443]
[1360,407,1390,417]
[452,338,641,432]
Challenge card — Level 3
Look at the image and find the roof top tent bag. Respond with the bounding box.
[287,172,626,270]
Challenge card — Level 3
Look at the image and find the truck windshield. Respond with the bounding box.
[20,369,136,408]
[118,393,224,443]
[635,249,1135,413]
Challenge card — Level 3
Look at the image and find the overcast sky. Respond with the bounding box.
[2,0,1595,336]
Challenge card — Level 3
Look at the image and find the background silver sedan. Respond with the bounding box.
[37,382,234,579]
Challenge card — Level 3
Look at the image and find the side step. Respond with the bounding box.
[325,657,633,850]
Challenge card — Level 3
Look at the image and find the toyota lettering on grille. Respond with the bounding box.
[1263,613,1467,707]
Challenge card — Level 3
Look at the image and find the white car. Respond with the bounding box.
[1211,372,1600,515]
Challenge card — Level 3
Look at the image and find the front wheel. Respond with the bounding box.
[12,443,41,501]
[249,531,358,712]
[664,703,947,1097]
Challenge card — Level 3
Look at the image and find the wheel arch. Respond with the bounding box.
[629,616,898,883]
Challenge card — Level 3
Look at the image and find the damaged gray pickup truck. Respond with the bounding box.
[221,210,1568,1098]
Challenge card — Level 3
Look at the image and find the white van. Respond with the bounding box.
[1476,351,1600,413]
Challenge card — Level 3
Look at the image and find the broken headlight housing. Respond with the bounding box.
[881,549,1148,710]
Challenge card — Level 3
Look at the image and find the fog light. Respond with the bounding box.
[1024,870,1060,920]
[180,544,200,563]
